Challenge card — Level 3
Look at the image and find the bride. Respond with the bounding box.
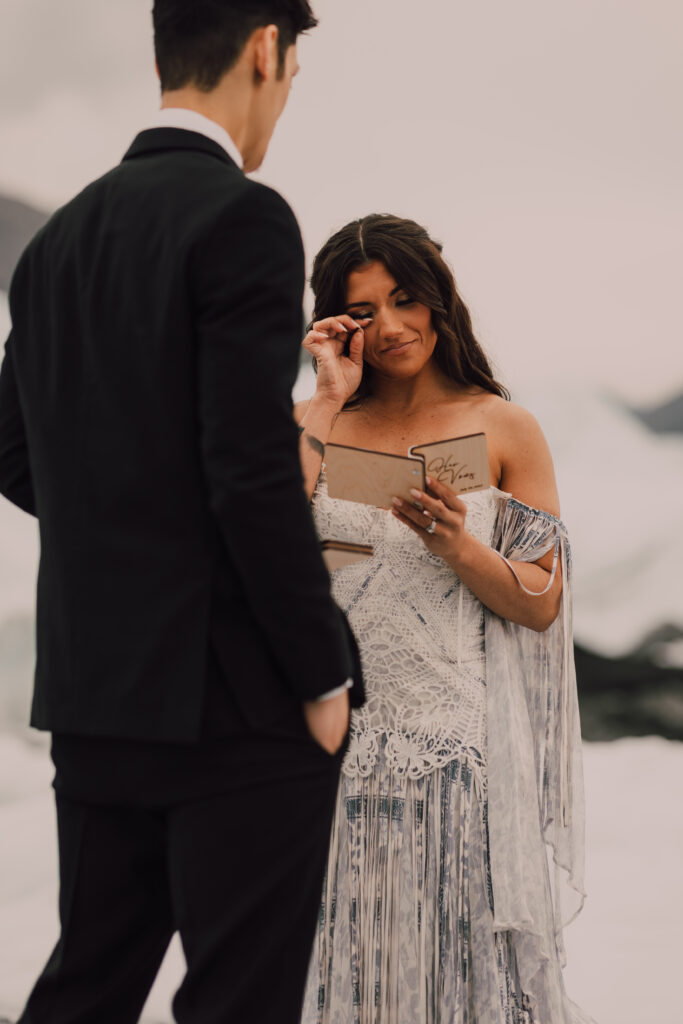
[295,215,593,1023]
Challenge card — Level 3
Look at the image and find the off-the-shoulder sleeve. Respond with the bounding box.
[485,495,592,1023]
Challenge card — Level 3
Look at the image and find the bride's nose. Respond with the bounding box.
[378,310,403,340]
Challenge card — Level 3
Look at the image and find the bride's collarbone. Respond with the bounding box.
[329,410,431,454]
[328,431,414,457]
[328,415,490,457]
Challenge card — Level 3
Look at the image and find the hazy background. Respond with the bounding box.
[1,0,682,403]
[0,2,682,1022]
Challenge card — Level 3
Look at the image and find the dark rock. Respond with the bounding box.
[631,391,683,434]
[575,642,683,741]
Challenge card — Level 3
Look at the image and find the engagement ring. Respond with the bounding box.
[425,518,437,535]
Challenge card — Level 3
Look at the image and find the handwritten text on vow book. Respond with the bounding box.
[324,433,489,509]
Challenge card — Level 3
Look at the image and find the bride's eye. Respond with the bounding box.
[353,310,374,320]
[396,296,415,307]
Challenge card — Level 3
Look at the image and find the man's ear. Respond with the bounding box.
[252,24,280,84]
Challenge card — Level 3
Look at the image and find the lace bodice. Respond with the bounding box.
[312,474,501,779]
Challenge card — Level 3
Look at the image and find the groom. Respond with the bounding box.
[0,2,363,1022]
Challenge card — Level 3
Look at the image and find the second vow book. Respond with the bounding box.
[324,433,489,509]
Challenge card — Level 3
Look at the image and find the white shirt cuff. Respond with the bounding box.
[314,678,353,702]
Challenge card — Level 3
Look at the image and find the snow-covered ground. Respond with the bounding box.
[0,734,680,1024]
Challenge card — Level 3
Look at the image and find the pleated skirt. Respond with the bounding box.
[301,740,533,1024]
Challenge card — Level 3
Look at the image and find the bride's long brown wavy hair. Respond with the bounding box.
[310,214,509,406]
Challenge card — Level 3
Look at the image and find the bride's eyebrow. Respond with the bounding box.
[346,286,404,310]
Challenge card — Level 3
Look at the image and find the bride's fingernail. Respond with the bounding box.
[392,497,402,507]
[410,488,422,499]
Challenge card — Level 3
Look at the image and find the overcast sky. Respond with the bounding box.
[1,0,681,405]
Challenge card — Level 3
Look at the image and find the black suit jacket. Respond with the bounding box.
[0,128,363,741]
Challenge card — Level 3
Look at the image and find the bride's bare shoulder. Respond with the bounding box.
[448,391,543,438]
[484,396,546,438]
[484,399,560,514]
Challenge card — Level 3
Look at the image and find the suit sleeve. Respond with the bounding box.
[0,330,36,516]
[192,184,353,701]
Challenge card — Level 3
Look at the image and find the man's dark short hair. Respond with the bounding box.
[153,1,318,92]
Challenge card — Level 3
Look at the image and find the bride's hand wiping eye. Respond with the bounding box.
[302,314,370,412]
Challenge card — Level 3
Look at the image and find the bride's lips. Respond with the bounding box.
[382,339,415,356]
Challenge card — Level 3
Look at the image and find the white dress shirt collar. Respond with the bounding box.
[150,108,244,170]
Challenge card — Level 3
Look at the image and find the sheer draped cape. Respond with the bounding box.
[487,488,592,1023]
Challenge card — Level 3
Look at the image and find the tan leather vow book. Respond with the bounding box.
[324,433,488,509]
[409,433,489,496]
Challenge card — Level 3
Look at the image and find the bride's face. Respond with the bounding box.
[344,262,438,379]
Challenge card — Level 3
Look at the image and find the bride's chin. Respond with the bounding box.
[380,357,423,376]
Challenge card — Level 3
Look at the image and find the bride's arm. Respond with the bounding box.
[294,396,337,500]
[294,314,367,501]
[393,403,563,632]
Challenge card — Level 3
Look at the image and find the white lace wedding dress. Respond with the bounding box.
[302,473,594,1024]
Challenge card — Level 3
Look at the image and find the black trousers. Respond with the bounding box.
[18,724,345,1024]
